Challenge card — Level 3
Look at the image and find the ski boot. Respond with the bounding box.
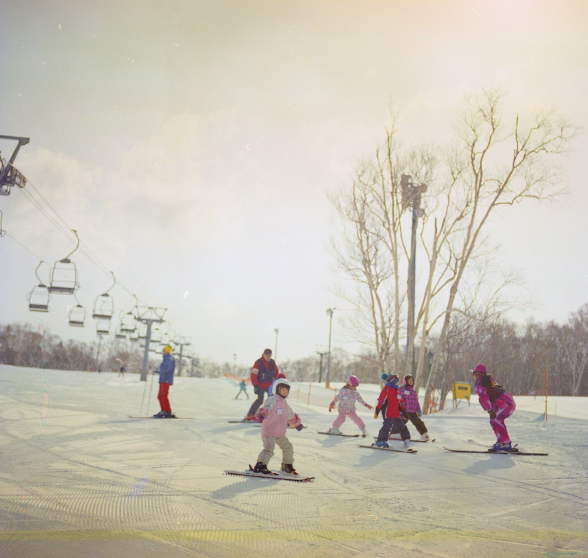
[328,426,341,435]
[153,411,165,418]
[421,433,430,441]
[244,415,257,422]
[374,441,389,448]
[281,463,298,475]
[403,439,411,449]
[490,441,513,452]
[161,411,175,418]
[253,462,272,475]
[361,427,367,438]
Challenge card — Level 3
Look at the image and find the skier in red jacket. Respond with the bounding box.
[244,349,280,421]
[374,373,411,448]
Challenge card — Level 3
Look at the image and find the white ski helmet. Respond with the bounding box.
[273,378,291,396]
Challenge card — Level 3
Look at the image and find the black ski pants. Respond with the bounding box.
[377,417,410,443]
[247,388,267,416]
[390,412,428,436]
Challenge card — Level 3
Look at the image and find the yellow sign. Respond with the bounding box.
[452,382,471,400]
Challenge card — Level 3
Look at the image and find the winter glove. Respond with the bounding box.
[374,410,380,419]
[488,410,496,419]
[256,414,265,423]
[366,404,374,411]
[295,424,304,431]
[253,386,259,395]
[417,410,422,417]
[328,402,335,412]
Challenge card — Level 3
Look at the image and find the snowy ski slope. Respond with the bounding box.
[0,364,587,558]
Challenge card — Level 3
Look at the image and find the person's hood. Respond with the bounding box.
[385,382,399,390]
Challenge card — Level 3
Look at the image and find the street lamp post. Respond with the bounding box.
[326,308,335,388]
[274,328,279,361]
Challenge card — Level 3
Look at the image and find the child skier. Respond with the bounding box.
[328,375,373,437]
[235,379,249,400]
[399,374,430,441]
[472,363,516,452]
[374,373,411,448]
[253,378,304,475]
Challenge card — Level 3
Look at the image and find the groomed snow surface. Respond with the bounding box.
[1,365,587,558]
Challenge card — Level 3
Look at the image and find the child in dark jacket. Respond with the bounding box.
[374,374,411,448]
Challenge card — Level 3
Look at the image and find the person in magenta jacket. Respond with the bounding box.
[374,374,411,448]
[399,374,430,440]
[253,379,304,475]
[472,363,516,452]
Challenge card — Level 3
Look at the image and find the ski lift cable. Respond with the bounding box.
[17,181,148,305]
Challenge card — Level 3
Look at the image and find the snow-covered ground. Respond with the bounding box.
[0,364,587,558]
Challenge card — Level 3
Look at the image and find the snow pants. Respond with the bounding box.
[258,436,294,465]
[377,417,410,443]
[235,387,249,400]
[158,382,171,413]
[332,411,365,430]
[390,412,428,436]
[247,388,267,416]
[490,393,516,444]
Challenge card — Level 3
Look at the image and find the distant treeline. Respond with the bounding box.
[2,304,587,402]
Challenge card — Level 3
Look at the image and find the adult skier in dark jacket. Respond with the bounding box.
[244,349,280,421]
[153,345,176,418]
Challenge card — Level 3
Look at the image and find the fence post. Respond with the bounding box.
[307,382,312,407]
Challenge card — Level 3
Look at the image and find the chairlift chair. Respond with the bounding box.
[137,323,148,340]
[129,330,139,343]
[115,328,127,340]
[150,326,162,345]
[68,296,86,327]
[49,230,80,295]
[119,311,137,333]
[92,272,116,319]
[27,261,50,312]
[96,319,110,336]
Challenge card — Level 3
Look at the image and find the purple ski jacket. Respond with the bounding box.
[400,383,421,414]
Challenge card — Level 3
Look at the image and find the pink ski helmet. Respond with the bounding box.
[347,375,359,387]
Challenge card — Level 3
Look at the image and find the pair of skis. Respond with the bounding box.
[224,465,315,483]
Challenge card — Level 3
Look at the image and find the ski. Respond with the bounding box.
[224,465,314,483]
[319,431,360,437]
[443,447,548,456]
[359,445,417,453]
[228,420,258,424]
[127,415,194,420]
[376,437,435,443]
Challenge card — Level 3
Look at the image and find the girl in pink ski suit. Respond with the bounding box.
[328,375,373,436]
[472,363,516,450]
[253,378,303,475]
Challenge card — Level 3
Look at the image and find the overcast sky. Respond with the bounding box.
[1,0,587,365]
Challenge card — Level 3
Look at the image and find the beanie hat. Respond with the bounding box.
[381,373,400,385]
[472,363,487,375]
[347,375,359,387]
[163,345,173,354]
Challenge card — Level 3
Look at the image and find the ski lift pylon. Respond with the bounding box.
[0,210,6,237]
[49,230,80,295]
[27,261,50,312]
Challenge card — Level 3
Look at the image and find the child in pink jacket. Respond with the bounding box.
[328,375,373,437]
[253,379,304,475]
[472,363,516,452]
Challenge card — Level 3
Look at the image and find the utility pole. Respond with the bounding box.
[233,354,237,376]
[95,334,103,371]
[400,174,427,377]
[326,308,335,388]
[316,351,327,383]
[136,306,167,382]
[274,328,279,361]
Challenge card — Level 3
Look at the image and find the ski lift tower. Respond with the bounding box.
[135,306,167,381]
[0,135,29,196]
[172,335,192,377]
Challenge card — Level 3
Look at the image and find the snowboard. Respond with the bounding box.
[319,431,361,437]
[443,447,548,456]
[224,465,314,483]
[359,444,417,454]
[376,436,436,443]
[128,415,195,420]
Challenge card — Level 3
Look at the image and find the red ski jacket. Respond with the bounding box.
[376,383,405,419]
[251,356,280,389]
